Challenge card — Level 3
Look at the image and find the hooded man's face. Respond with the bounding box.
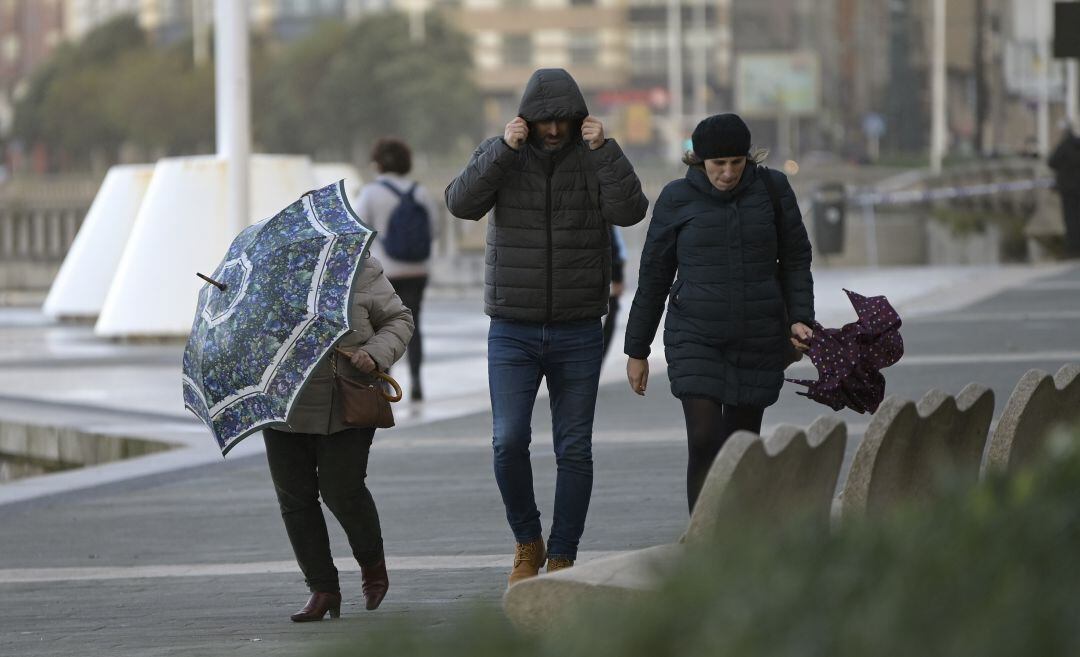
[532,119,572,151]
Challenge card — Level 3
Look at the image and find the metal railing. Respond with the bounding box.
[0,177,97,290]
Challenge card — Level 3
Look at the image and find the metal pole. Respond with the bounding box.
[862,201,879,268]
[974,0,988,155]
[409,0,426,42]
[1037,0,1051,157]
[930,0,947,174]
[666,0,684,162]
[193,0,209,66]
[214,0,251,236]
[778,103,791,162]
[692,0,707,120]
[1067,59,1079,132]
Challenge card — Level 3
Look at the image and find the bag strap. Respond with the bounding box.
[378,179,405,199]
[378,179,417,201]
[759,165,795,334]
[758,165,783,246]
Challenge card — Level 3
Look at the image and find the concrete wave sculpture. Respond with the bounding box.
[984,364,1080,474]
[839,383,994,518]
[683,416,847,542]
[502,417,847,632]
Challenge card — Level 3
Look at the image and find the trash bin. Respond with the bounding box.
[812,182,846,255]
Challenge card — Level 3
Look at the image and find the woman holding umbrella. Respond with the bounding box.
[623,113,815,513]
[263,255,414,622]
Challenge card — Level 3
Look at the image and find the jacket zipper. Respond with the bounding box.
[545,166,554,323]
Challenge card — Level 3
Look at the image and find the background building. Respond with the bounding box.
[4,0,1075,164]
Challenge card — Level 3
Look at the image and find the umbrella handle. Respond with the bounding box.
[334,347,403,402]
[373,371,403,403]
[196,272,227,291]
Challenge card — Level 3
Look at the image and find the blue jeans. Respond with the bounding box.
[488,317,603,560]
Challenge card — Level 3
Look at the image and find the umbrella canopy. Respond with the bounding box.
[786,289,904,414]
[182,180,374,454]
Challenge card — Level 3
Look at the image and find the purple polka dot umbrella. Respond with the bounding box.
[786,289,904,414]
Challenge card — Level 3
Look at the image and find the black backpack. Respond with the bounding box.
[379,181,432,262]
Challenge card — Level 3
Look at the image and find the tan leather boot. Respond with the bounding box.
[546,557,574,573]
[507,538,546,587]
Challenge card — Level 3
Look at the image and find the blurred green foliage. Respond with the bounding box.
[315,426,1080,657]
[256,13,481,161]
[12,16,149,166]
[11,13,481,171]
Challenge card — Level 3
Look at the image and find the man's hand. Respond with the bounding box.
[627,357,649,396]
[349,349,378,373]
[582,116,605,150]
[610,281,625,297]
[790,322,813,352]
[504,117,528,151]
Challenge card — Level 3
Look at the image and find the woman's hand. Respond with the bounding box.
[790,322,813,352]
[627,357,649,396]
[349,349,378,373]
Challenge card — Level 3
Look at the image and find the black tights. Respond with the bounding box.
[681,397,764,513]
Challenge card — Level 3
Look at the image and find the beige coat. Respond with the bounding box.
[283,256,414,434]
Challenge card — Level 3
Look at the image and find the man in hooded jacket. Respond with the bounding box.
[446,68,649,587]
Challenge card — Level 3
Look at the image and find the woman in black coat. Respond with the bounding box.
[623,113,815,512]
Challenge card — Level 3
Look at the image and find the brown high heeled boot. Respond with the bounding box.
[290,591,342,622]
[361,560,389,610]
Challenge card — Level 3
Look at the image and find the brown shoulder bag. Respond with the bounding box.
[332,347,402,429]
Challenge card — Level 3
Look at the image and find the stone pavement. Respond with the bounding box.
[0,263,1078,656]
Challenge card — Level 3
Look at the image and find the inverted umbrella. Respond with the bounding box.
[182,180,374,454]
[786,289,904,414]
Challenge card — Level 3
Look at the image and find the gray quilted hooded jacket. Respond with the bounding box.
[445,68,649,322]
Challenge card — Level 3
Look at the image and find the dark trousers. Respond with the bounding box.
[263,427,383,593]
[388,275,427,387]
[487,318,603,559]
[680,398,765,513]
[1062,192,1080,258]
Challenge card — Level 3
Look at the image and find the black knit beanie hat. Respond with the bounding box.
[692,113,752,159]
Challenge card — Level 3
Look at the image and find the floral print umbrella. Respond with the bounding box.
[785,289,904,414]
[182,180,374,454]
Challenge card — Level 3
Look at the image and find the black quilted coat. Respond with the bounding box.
[624,164,814,407]
[444,69,649,322]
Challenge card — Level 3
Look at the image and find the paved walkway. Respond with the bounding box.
[0,263,1078,656]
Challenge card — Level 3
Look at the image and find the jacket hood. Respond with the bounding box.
[517,69,589,123]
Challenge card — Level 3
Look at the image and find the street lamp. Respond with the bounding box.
[667,0,684,162]
[214,0,251,238]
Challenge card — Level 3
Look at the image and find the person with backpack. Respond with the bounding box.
[358,137,440,401]
[623,113,815,512]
